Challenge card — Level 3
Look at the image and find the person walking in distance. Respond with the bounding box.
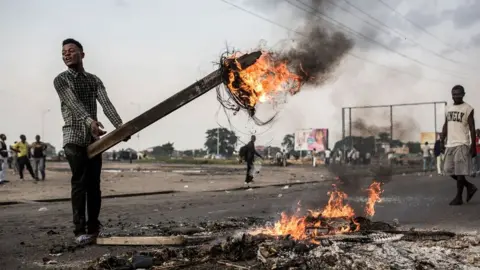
[10,141,18,174]
[11,135,38,181]
[312,148,317,167]
[434,138,444,175]
[31,135,47,180]
[0,134,8,184]
[441,85,477,205]
[324,148,332,166]
[244,135,263,185]
[53,38,128,245]
[422,142,431,174]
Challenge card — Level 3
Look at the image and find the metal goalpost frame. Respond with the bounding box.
[341,101,448,155]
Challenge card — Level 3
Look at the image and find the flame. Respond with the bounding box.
[250,181,383,242]
[365,181,383,217]
[320,185,355,218]
[225,51,302,107]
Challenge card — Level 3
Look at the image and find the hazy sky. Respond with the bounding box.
[1,0,479,152]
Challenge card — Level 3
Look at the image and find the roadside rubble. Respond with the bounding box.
[85,217,480,270]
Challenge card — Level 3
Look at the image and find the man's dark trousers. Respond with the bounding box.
[64,144,102,236]
[18,156,35,179]
[245,159,254,183]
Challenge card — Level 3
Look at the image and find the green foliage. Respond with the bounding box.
[281,134,295,152]
[150,142,175,157]
[204,128,238,157]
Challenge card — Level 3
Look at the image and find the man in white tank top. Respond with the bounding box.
[441,85,477,205]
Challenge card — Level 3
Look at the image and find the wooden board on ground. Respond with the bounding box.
[96,236,185,246]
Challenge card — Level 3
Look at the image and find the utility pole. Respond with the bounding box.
[216,128,220,157]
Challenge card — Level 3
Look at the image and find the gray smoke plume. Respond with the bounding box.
[279,26,354,85]
[245,0,355,85]
[352,118,419,141]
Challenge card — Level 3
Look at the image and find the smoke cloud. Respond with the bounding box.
[244,0,442,145]
[280,27,354,85]
[352,118,419,141]
[253,0,355,85]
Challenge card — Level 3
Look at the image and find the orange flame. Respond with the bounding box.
[365,181,383,217]
[320,185,355,218]
[250,181,383,242]
[225,52,302,107]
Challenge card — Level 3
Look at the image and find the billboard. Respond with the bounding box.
[420,132,441,145]
[295,129,329,151]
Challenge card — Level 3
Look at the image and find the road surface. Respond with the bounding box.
[0,171,478,269]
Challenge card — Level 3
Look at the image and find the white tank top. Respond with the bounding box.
[446,102,473,147]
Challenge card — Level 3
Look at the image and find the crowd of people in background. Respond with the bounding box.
[0,134,48,184]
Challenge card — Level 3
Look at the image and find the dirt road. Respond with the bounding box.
[1,163,477,269]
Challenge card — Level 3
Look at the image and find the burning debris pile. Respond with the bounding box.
[90,229,480,270]
[249,182,383,241]
[86,183,480,269]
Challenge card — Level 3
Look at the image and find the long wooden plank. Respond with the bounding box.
[96,236,185,246]
[87,51,262,158]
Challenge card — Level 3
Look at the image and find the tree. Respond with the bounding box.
[151,142,175,157]
[281,134,295,152]
[183,150,193,157]
[204,128,238,157]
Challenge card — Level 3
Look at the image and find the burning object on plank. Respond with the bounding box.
[217,28,353,125]
[219,50,304,124]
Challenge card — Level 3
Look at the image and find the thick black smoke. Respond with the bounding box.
[248,0,354,85]
[279,26,353,85]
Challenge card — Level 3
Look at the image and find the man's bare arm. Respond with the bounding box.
[95,77,123,128]
[468,110,476,150]
[53,76,94,128]
[441,117,448,144]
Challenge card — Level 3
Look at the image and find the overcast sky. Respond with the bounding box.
[1,0,479,152]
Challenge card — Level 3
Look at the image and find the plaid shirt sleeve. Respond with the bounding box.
[94,76,123,128]
[53,75,95,128]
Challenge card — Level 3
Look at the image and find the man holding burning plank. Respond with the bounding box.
[441,85,477,205]
[53,38,129,245]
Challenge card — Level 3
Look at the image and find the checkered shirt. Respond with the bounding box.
[53,69,123,147]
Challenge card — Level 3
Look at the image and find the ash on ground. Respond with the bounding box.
[86,217,480,270]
